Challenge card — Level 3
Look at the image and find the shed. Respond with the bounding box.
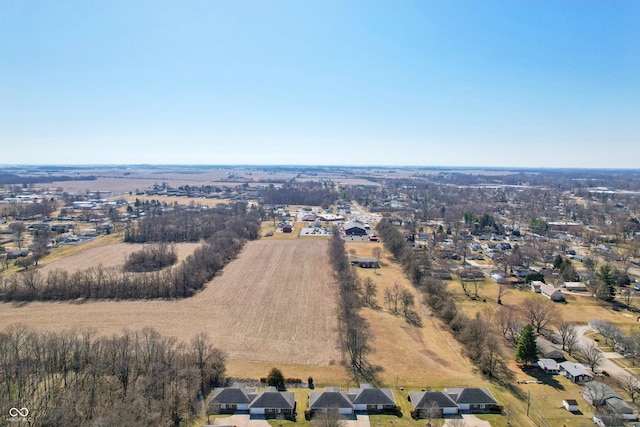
[562,399,579,412]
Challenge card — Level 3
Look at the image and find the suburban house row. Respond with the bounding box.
[208,384,499,420]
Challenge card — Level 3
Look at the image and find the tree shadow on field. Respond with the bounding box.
[526,367,565,390]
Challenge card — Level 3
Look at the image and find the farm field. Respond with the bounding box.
[0,239,341,368]
[37,241,200,274]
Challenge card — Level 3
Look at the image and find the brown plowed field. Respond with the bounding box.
[0,239,340,366]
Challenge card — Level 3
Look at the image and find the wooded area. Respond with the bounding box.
[0,324,226,426]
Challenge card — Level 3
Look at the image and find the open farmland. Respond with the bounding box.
[0,239,340,366]
[37,242,200,273]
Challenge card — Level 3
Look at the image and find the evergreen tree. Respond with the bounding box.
[515,324,538,366]
[596,265,616,301]
[267,367,286,391]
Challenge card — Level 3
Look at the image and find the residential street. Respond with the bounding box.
[576,324,631,380]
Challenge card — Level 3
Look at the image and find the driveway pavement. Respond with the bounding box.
[442,414,491,427]
[210,414,270,427]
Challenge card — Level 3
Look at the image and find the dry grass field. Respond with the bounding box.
[344,242,486,388]
[36,241,200,274]
[0,239,341,368]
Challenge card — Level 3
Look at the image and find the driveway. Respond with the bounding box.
[211,414,270,427]
[345,414,370,427]
[442,414,491,427]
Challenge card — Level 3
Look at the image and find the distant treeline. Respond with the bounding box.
[262,185,336,208]
[0,324,226,427]
[0,198,56,219]
[0,173,96,185]
[124,202,260,243]
[1,204,262,301]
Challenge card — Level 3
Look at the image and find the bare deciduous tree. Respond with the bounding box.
[521,296,559,334]
[494,306,524,346]
[619,375,640,403]
[581,342,604,373]
[557,321,579,355]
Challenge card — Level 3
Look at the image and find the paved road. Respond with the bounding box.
[576,324,631,380]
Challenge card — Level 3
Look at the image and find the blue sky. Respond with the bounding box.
[1,1,639,168]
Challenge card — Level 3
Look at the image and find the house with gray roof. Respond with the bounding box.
[249,387,296,418]
[537,337,564,360]
[444,388,498,412]
[540,283,565,301]
[538,358,561,374]
[409,391,458,416]
[559,361,593,383]
[209,386,296,419]
[309,387,354,415]
[584,382,636,420]
[208,387,255,413]
[348,384,396,412]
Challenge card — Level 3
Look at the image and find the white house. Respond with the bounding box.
[531,280,543,293]
[538,358,561,374]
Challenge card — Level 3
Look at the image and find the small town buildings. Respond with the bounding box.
[443,388,498,412]
[540,283,565,301]
[408,391,459,416]
[559,361,593,383]
[538,358,561,374]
